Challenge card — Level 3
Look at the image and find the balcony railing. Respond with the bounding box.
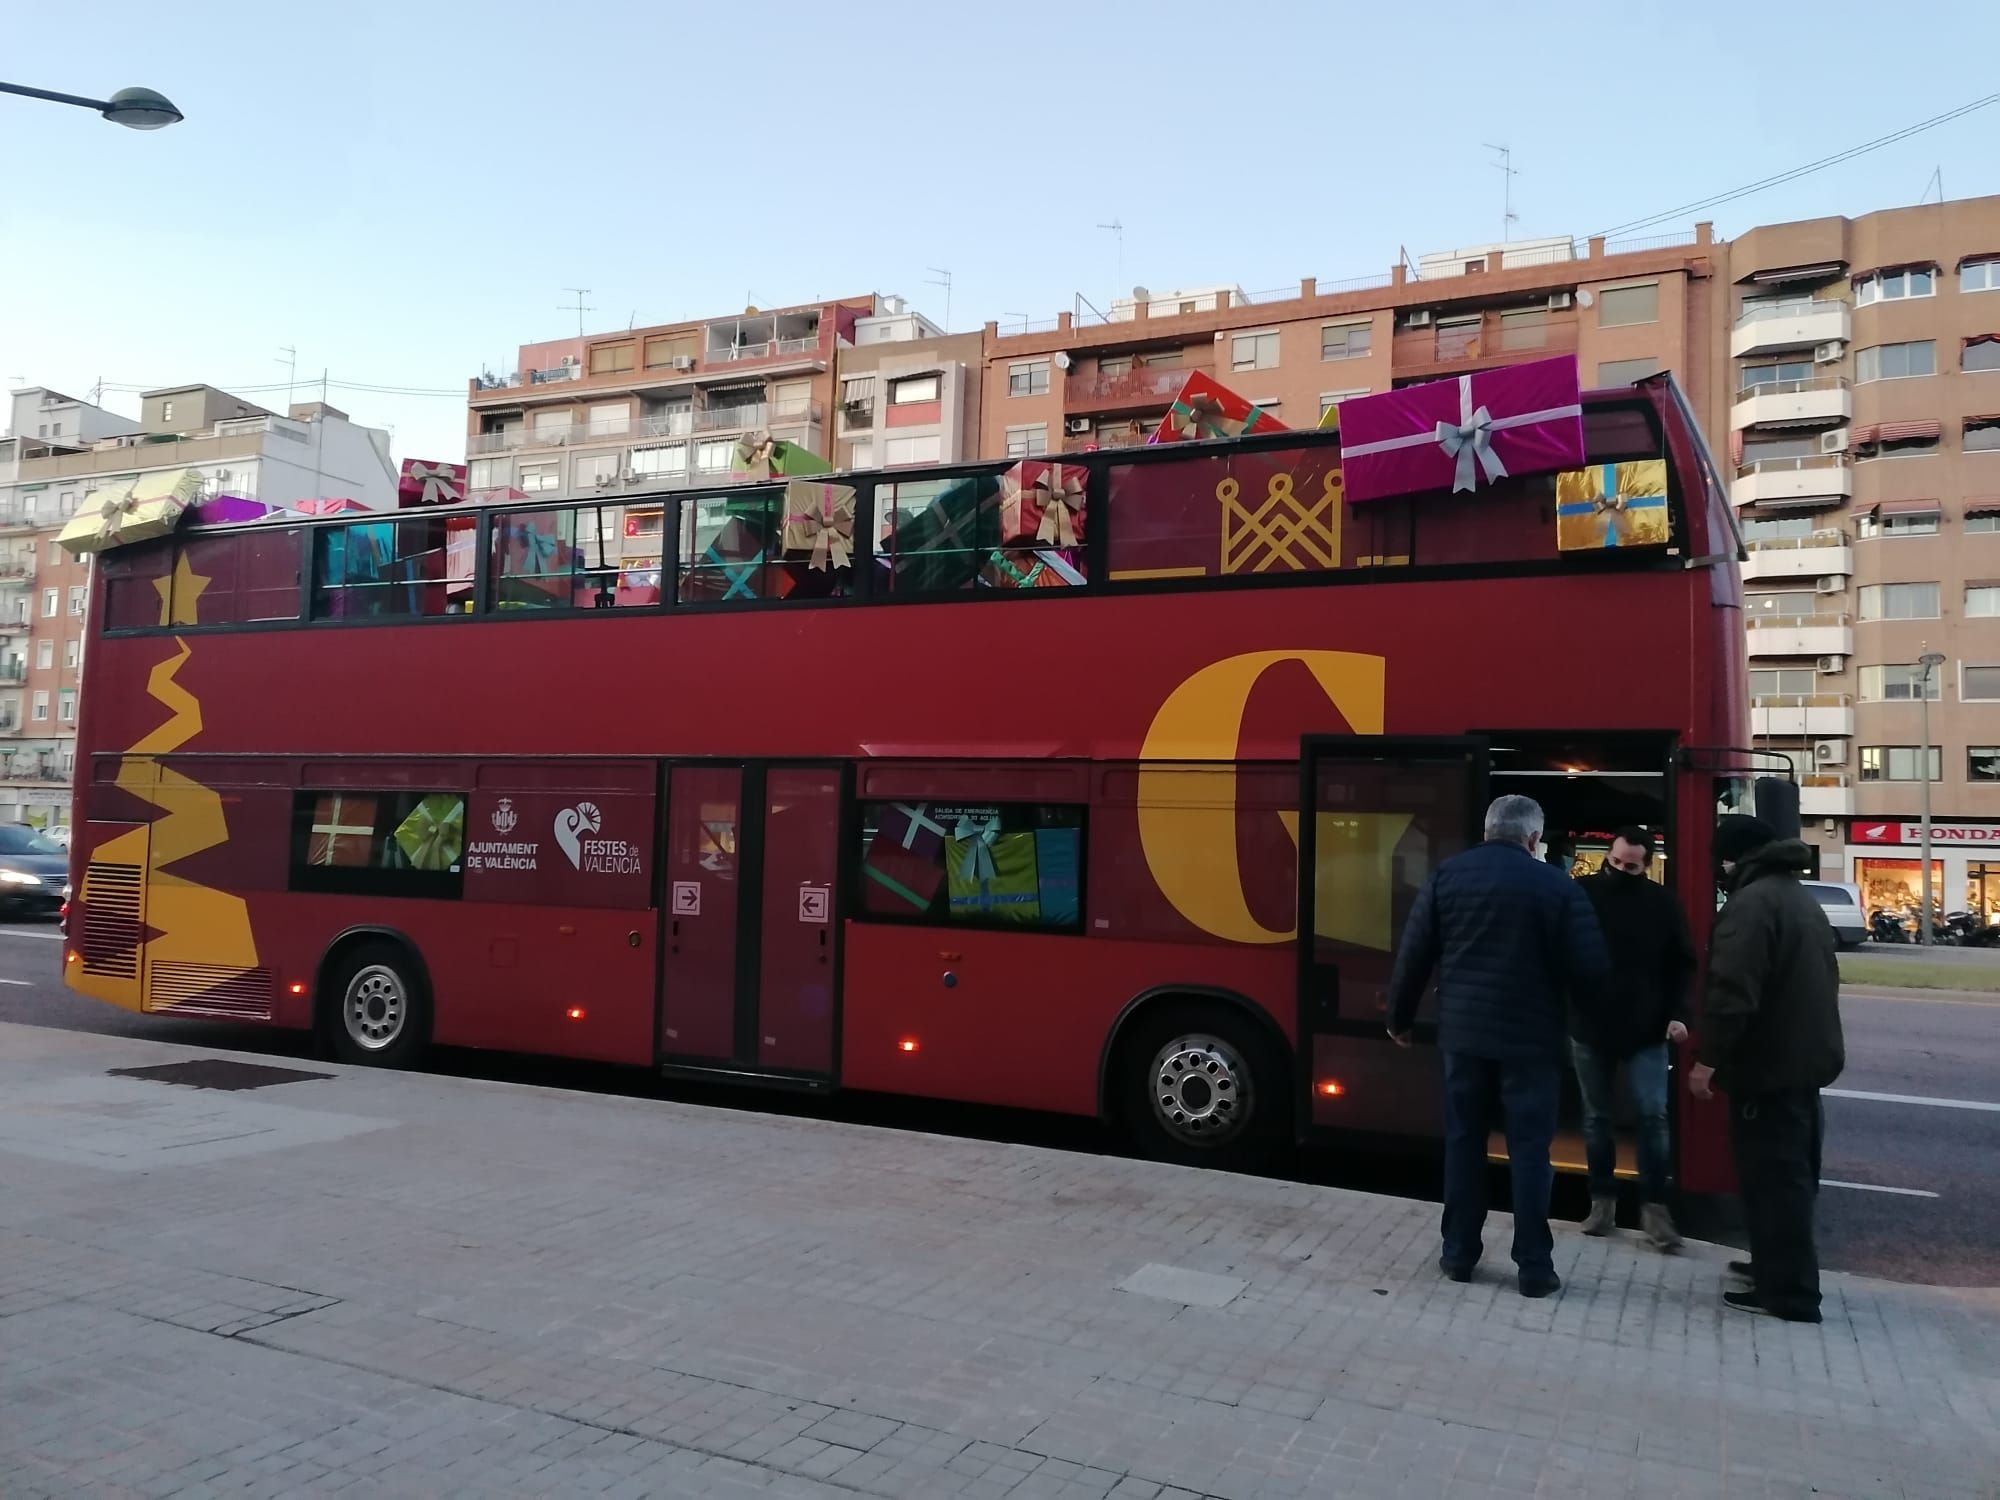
[1393,312,1579,370]
[0,665,25,684]
[1738,455,1849,476]
[1737,375,1850,400]
[1735,301,1844,328]
[1745,611,1851,630]
[1752,693,1853,709]
[1745,530,1849,551]
[1064,366,1190,408]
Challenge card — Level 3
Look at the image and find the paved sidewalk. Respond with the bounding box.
[1,1022,1994,1499]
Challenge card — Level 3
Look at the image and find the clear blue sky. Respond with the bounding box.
[5,0,1999,463]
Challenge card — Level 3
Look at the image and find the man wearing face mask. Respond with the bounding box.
[1691,814,1843,1323]
[1569,827,1696,1249]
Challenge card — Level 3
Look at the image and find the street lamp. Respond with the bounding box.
[0,80,183,131]
[1919,649,1947,946]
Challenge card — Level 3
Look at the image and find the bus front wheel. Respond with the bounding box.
[1119,1003,1285,1171]
[323,942,430,1069]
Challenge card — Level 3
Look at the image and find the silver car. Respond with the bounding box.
[1800,880,1867,949]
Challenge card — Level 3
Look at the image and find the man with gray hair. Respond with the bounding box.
[1387,794,1610,1297]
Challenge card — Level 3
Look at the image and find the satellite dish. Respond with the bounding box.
[1132,285,1151,301]
[1053,351,1073,370]
[1576,288,1595,308]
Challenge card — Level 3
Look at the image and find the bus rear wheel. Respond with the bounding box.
[1119,1003,1285,1171]
[324,943,429,1069]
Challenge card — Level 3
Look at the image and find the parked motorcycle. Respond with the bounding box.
[1870,909,1910,943]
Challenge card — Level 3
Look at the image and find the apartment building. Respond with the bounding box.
[832,299,980,470]
[977,229,1719,460]
[1720,196,2000,912]
[464,293,944,577]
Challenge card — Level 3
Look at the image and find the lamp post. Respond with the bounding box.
[0,81,183,130]
[1919,649,1947,946]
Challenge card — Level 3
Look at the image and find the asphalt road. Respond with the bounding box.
[3,922,1994,1288]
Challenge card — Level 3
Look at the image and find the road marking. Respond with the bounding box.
[1824,1087,2000,1114]
[0,978,30,986]
[0,928,62,942]
[1821,1179,1941,1199]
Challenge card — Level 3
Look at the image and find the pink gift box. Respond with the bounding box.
[399,458,467,508]
[1340,355,1585,504]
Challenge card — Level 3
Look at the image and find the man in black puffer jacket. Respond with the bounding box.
[1691,815,1844,1324]
[1387,794,1610,1298]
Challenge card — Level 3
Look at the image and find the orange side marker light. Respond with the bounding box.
[898,1038,919,1054]
[65,949,80,965]
[288,982,307,996]
[566,1006,586,1021]
[1318,1080,1345,1098]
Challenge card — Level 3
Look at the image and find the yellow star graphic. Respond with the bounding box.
[154,551,210,627]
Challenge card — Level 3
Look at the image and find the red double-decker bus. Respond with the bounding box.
[63,374,1771,1191]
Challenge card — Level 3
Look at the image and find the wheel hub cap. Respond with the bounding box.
[344,967,405,1051]
[1149,1034,1250,1147]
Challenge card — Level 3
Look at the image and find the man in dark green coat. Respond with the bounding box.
[1690,815,1845,1323]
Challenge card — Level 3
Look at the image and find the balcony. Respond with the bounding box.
[1730,376,1852,432]
[1730,455,1851,509]
[689,400,823,435]
[1741,532,1853,583]
[1752,694,1856,738]
[0,664,25,685]
[1730,301,1850,359]
[1064,365,1197,413]
[1391,311,1579,379]
[1799,774,1855,818]
[1744,612,1853,659]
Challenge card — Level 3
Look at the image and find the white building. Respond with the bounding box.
[1108,285,1250,321]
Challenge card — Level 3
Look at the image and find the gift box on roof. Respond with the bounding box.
[1149,371,1290,446]
[778,481,857,572]
[945,815,1042,921]
[290,497,370,516]
[997,460,1087,548]
[188,495,275,526]
[681,515,770,602]
[730,432,833,483]
[1340,355,1585,504]
[307,793,377,866]
[57,467,201,556]
[979,547,1086,589]
[1555,459,1670,551]
[398,458,467,508]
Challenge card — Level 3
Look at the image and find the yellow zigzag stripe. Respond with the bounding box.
[75,639,257,1011]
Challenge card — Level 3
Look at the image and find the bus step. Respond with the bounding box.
[659,1062,832,1094]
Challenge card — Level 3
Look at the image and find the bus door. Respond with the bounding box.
[658,763,844,1084]
[1295,737,1487,1136]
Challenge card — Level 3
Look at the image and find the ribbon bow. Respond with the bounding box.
[91,486,140,540]
[953,815,999,882]
[518,521,562,572]
[786,483,855,572]
[735,434,777,473]
[1171,394,1227,440]
[1433,380,1508,494]
[404,460,464,507]
[1031,465,1084,547]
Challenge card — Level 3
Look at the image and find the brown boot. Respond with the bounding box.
[1641,1202,1683,1250]
[1580,1197,1616,1236]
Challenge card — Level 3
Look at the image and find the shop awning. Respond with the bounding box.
[1850,420,1942,446]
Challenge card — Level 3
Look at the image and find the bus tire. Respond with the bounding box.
[1118,1001,1286,1171]
[323,941,430,1069]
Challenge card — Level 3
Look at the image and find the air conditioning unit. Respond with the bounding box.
[1815,576,1845,594]
[1814,340,1845,363]
[672,356,696,372]
[1064,416,1093,435]
[1817,655,1847,674]
[1404,309,1434,328]
[1547,291,1574,310]
[1814,740,1846,764]
[559,354,581,368]
[1820,427,1850,454]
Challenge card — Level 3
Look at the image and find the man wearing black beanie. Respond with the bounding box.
[1692,813,1845,1323]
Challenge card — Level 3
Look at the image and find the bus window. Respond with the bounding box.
[491,506,628,612]
[311,518,470,620]
[876,475,1006,594]
[288,789,466,900]
[857,800,1082,931]
[677,489,853,605]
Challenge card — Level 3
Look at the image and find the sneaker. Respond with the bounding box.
[1580,1197,1616,1236]
[1439,1257,1474,1283]
[1518,1269,1562,1299]
[1641,1203,1683,1251]
[1724,1289,1822,1324]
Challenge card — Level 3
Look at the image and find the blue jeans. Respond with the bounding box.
[1570,1040,1670,1203]
[1440,1051,1560,1276]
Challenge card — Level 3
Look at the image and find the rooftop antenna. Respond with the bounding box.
[1484,143,1519,241]
[276,344,297,411]
[1923,165,1944,204]
[925,267,953,332]
[1003,312,1030,333]
[1097,219,1125,289]
[560,288,595,337]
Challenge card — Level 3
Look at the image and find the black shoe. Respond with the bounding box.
[1724,1289,1822,1324]
[1517,1270,1561,1299]
[1726,1259,1754,1279]
[1440,1258,1474,1283]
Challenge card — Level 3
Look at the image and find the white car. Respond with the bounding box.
[1800,880,1867,949]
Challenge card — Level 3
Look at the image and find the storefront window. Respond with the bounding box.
[1856,858,1944,923]
[1968,864,2000,926]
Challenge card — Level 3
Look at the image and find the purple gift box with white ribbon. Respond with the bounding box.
[1339,355,1586,504]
